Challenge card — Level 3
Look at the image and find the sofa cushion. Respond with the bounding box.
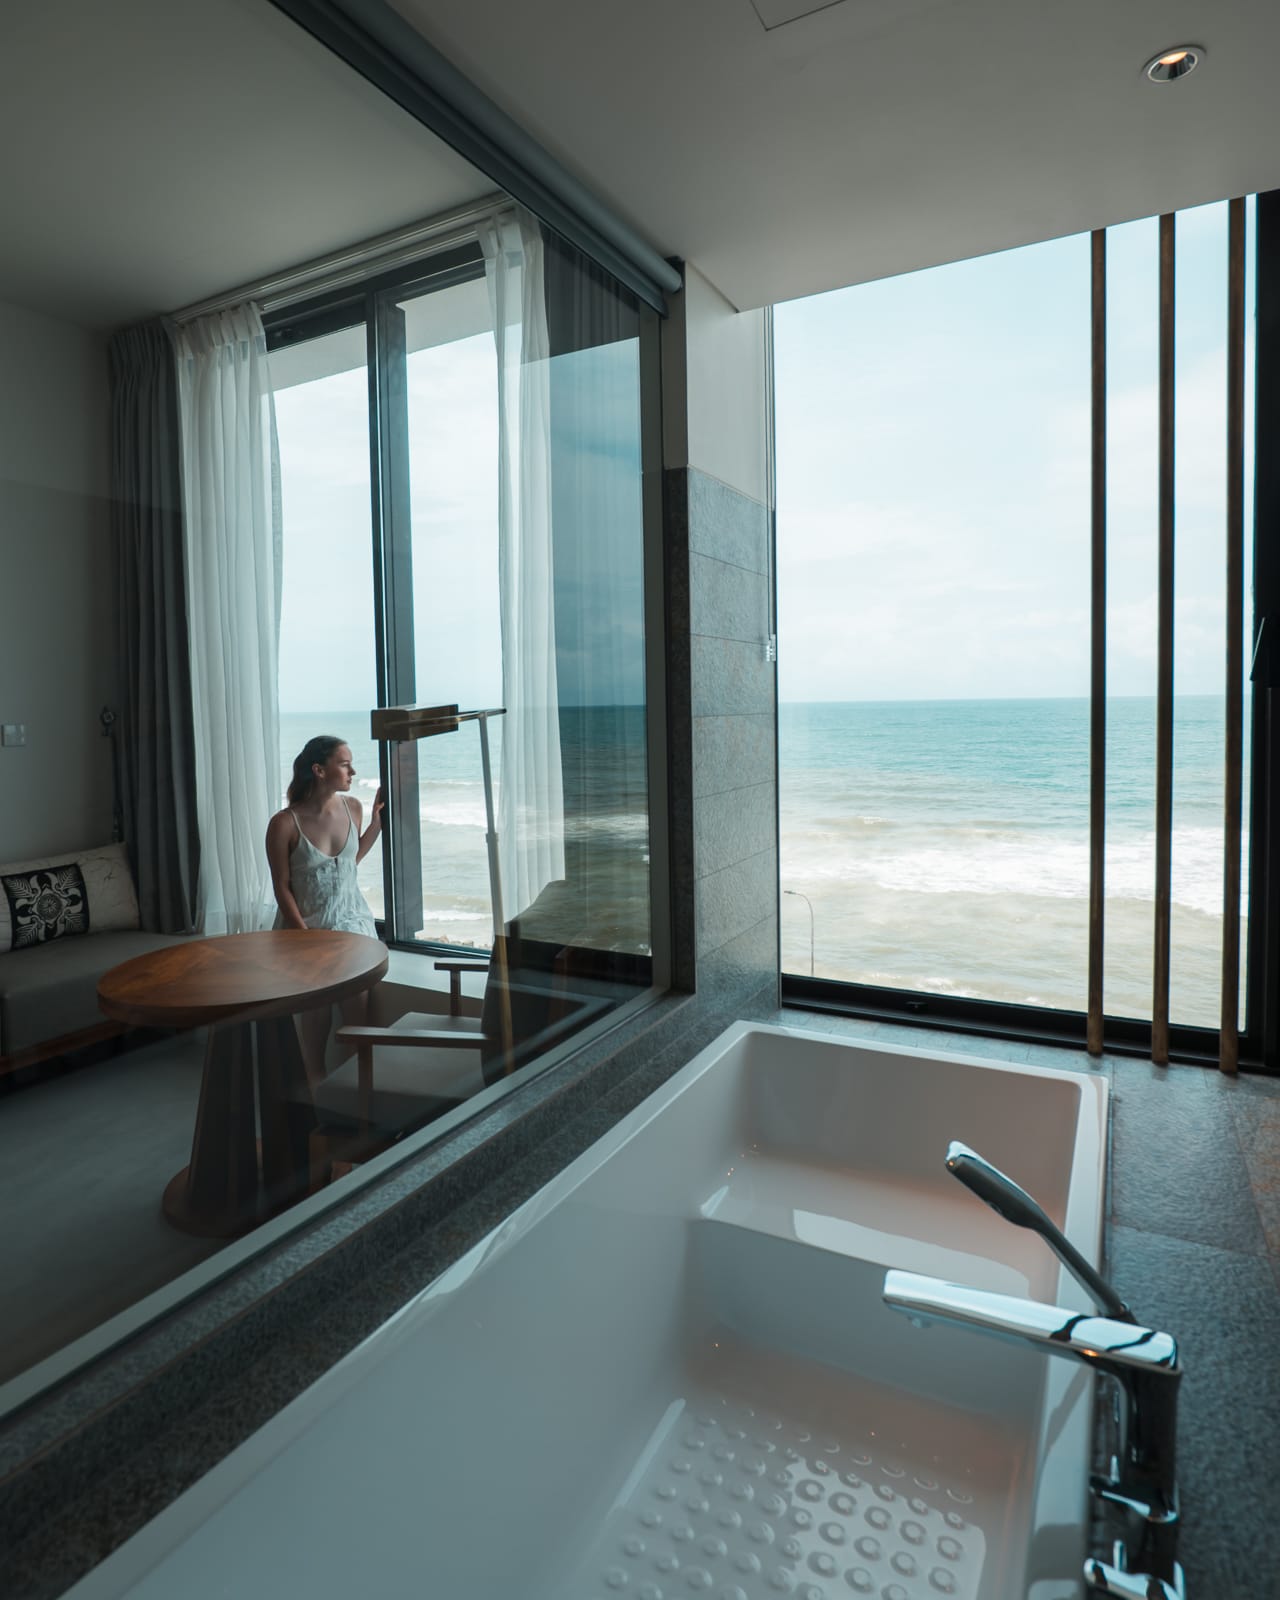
[0,842,140,952]
[2,862,90,948]
[0,930,190,1055]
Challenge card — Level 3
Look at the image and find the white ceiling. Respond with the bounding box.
[6,1,1280,330]
[389,0,1280,309]
[0,0,489,329]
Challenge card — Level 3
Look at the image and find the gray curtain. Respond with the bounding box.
[109,320,200,932]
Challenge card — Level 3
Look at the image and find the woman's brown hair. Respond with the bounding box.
[286,735,344,805]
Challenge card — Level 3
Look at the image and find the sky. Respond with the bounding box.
[273,301,645,715]
[273,197,1256,714]
[774,197,1257,703]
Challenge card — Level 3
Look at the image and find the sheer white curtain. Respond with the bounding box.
[480,209,565,919]
[174,304,281,934]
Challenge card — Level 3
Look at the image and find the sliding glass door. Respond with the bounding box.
[267,216,661,1112]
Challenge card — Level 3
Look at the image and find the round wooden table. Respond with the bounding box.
[99,930,388,1237]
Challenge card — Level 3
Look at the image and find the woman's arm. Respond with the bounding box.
[265,812,308,930]
[355,788,385,865]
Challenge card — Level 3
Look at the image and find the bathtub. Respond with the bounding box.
[70,1022,1109,1600]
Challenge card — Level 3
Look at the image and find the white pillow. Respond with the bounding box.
[0,841,140,952]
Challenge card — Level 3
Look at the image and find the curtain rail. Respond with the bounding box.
[1152,214,1177,1066]
[170,194,507,323]
[1221,198,1248,1073]
[1088,229,1107,1056]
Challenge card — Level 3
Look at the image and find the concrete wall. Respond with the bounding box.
[663,262,779,1007]
[0,300,114,862]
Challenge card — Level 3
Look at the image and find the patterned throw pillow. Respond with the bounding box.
[0,842,139,952]
[1,864,90,949]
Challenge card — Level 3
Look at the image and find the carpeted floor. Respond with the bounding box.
[0,1030,223,1388]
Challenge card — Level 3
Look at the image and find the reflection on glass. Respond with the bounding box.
[541,276,650,961]
[304,220,659,1185]
[392,241,651,968]
[397,275,502,948]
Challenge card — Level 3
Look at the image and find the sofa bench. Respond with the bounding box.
[0,842,191,1075]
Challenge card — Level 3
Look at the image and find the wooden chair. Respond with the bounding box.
[307,937,609,1188]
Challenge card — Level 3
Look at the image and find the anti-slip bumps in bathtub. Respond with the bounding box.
[573,1389,987,1600]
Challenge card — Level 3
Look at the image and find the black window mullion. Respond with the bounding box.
[370,293,424,941]
[1247,190,1280,1069]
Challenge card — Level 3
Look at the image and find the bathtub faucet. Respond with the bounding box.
[943,1140,1136,1322]
[881,1143,1184,1597]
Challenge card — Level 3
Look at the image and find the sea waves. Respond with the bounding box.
[783,813,1244,918]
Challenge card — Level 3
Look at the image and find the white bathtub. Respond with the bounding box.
[70,1022,1109,1600]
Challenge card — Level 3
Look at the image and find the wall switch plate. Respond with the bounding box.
[2,723,27,747]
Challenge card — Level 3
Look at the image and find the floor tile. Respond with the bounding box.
[1109,1226,1280,1600]
[1022,1040,1111,1077]
[868,1023,1027,1062]
[1108,1058,1267,1255]
[1223,1084,1280,1257]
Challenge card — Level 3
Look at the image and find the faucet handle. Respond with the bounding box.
[1084,1556,1185,1598]
[883,1272,1177,1377]
[945,1141,1136,1322]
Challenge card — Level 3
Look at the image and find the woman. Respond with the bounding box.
[266,736,384,1081]
[266,735,383,935]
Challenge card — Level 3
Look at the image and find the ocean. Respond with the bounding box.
[281,697,1246,1029]
[780,696,1248,1027]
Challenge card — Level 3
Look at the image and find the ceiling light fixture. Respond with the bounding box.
[1143,44,1204,83]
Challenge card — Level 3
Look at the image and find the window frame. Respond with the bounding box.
[265,227,670,982]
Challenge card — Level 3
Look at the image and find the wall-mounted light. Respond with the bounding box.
[1144,45,1204,83]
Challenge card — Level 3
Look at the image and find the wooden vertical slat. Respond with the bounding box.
[1088,230,1107,1056]
[1221,198,1247,1074]
[1152,214,1176,1066]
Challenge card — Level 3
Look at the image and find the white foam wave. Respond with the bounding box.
[420,802,487,829]
[785,824,1245,917]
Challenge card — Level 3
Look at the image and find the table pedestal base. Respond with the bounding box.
[164,1013,316,1237]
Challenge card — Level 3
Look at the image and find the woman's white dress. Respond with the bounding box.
[278,798,376,937]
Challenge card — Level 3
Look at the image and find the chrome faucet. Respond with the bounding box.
[944,1141,1136,1322]
[882,1144,1184,1599]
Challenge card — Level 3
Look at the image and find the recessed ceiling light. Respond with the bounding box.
[1144,44,1204,83]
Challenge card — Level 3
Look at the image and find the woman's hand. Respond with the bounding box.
[356,789,385,865]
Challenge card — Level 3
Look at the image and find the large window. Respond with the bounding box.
[777,197,1258,1052]
[269,218,660,1111]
